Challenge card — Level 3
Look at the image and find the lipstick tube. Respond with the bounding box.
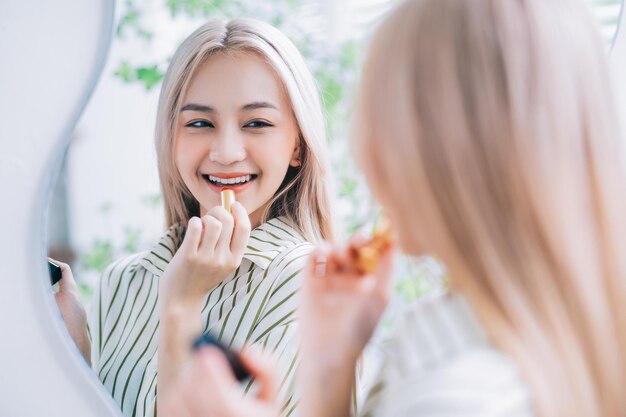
[221,189,236,212]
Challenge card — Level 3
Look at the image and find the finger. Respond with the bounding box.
[328,244,361,275]
[49,258,78,294]
[326,245,362,279]
[239,347,278,402]
[193,346,238,396]
[372,243,396,300]
[230,202,251,258]
[180,217,203,256]
[306,247,329,281]
[207,206,234,255]
[198,215,222,257]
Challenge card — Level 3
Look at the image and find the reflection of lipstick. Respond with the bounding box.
[221,189,235,212]
[352,216,393,274]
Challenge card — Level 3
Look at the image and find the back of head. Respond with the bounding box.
[356,0,626,415]
[155,18,335,243]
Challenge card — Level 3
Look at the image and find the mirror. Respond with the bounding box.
[0,0,120,416]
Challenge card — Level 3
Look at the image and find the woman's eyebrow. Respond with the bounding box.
[181,103,214,113]
[241,101,278,111]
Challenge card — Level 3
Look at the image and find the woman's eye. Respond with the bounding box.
[244,120,273,128]
[186,120,213,128]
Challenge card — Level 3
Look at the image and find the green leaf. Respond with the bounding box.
[78,281,93,300]
[81,240,114,272]
[316,69,343,117]
[136,65,164,90]
[340,41,359,69]
[339,176,357,197]
[113,61,135,83]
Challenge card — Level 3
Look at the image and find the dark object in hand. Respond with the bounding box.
[192,332,251,382]
[48,260,62,285]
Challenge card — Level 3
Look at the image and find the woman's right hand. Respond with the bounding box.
[159,202,251,308]
[160,346,279,417]
[296,240,395,417]
[156,202,251,411]
[52,258,91,364]
[299,239,395,364]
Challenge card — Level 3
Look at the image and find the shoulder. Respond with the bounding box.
[97,251,153,296]
[364,294,534,417]
[380,348,533,417]
[255,216,315,276]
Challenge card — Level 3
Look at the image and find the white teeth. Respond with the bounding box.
[207,174,253,185]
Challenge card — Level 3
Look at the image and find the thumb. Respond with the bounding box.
[239,347,278,403]
[50,258,78,294]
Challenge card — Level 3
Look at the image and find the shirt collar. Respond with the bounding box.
[139,216,305,277]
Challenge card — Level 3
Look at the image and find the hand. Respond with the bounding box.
[159,346,279,417]
[299,237,395,365]
[159,202,251,307]
[294,239,394,417]
[156,202,251,407]
[51,258,91,364]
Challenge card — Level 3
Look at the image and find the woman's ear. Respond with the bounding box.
[289,141,301,167]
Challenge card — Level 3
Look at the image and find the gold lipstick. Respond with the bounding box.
[221,189,236,212]
[352,216,393,274]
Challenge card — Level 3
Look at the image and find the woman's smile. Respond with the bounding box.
[202,172,259,194]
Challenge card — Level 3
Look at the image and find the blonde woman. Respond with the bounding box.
[63,17,339,417]
[158,0,626,417]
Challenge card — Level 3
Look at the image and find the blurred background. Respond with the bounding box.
[47,0,623,318]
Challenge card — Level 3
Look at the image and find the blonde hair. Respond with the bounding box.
[155,18,335,243]
[357,0,626,416]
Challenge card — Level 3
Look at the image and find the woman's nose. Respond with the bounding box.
[209,128,246,165]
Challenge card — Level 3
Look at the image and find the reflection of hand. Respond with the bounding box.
[159,202,251,307]
[160,346,279,417]
[51,258,91,365]
[297,239,394,417]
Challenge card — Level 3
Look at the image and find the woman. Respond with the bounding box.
[56,18,338,417]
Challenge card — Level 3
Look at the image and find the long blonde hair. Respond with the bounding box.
[357,0,626,416]
[155,18,335,243]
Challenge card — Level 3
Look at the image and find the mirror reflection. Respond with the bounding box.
[46,0,624,416]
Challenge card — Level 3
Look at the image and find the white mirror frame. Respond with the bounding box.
[0,1,119,416]
[0,1,624,417]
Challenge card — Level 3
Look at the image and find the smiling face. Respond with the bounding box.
[175,51,300,227]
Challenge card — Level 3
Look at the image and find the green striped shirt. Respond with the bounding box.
[89,216,313,417]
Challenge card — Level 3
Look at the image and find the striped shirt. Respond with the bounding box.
[361,293,534,417]
[89,216,313,417]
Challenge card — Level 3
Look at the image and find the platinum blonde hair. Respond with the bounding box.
[357,0,626,416]
[155,18,335,243]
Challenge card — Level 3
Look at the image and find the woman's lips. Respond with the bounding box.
[203,175,256,194]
